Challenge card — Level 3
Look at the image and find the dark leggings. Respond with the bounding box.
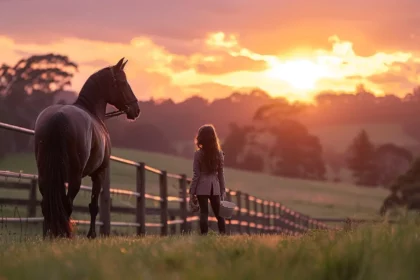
[196,188,226,235]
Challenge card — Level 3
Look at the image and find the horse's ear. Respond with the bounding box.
[115,57,125,70]
[121,59,128,70]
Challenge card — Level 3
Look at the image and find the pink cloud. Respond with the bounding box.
[1,0,420,56]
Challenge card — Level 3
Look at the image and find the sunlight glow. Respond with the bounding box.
[265,59,330,90]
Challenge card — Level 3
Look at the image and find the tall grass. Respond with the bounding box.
[1,222,419,280]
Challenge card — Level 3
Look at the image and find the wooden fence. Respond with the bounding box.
[0,121,334,236]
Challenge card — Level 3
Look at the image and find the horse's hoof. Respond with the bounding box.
[87,231,97,239]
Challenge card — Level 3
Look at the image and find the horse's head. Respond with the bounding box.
[104,57,141,120]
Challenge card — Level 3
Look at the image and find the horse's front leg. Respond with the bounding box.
[87,168,105,239]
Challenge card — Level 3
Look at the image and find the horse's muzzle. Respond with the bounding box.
[125,102,141,120]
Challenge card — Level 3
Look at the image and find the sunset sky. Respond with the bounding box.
[1,0,420,102]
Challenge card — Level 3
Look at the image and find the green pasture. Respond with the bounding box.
[0,147,388,222]
[1,223,420,280]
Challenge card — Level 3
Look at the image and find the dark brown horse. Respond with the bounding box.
[34,58,140,239]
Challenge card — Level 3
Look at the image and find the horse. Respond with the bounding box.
[34,57,141,239]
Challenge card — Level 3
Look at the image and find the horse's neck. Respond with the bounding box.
[74,92,107,126]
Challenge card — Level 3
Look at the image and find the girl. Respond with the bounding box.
[189,124,226,235]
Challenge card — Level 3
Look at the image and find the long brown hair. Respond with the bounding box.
[195,124,222,172]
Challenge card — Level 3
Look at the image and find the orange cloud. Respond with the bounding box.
[193,55,268,75]
[0,28,419,103]
[195,33,414,100]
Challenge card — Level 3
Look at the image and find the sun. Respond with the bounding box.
[265,59,329,91]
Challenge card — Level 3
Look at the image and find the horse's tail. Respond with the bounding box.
[38,112,72,238]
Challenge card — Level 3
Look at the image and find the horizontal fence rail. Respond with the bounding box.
[0,169,331,235]
[0,121,390,237]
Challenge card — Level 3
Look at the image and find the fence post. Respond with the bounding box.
[179,174,188,234]
[281,206,292,235]
[265,201,270,234]
[307,216,311,231]
[28,179,37,217]
[160,171,168,236]
[253,199,259,234]
[278,203,284,234]
[226,191,232,235]
[272,202,276,234]
[292,211,300,234]
[291,210,297,225]
[136,163,146,236]
[275,204,279,233]
[99,166,111,236]
[169,215,177,235]
[289,209,296,234]
[301,214,308,232]
[236,191,242,234]
[273,203,279,234]
[267,201,272,234]
[244,193,251,235]
[308,218,314,230]
[266,201,270,234]
[259,201,265,234]
[295,212,301,233]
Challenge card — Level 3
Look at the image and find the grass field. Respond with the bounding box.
[1,223,420,280]
[0,147,389,221]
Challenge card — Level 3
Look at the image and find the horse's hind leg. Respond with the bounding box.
[41,199,48,240]
[39,183,48,239]
[66,151,82,218]
[87,168,105,239]
[67,177,81,217]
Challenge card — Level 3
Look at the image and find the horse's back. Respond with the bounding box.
[35,104,107,177]
[35,104,91,133]
[35,105,91,155]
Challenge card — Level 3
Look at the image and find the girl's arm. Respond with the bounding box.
[189,151,201,195]
[218,151,226,196]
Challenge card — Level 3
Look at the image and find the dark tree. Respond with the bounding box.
[0,53,78,157]
[346,129,378,186]
[380,157,420,215]
[374,143,413,187]
[239,151,265,172]
[268,120,326,180]
[221,123,254,168]
[253,98,306,122]
[251,97,327,180]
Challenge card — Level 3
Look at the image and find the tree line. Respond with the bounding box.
[1,53,419,190]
